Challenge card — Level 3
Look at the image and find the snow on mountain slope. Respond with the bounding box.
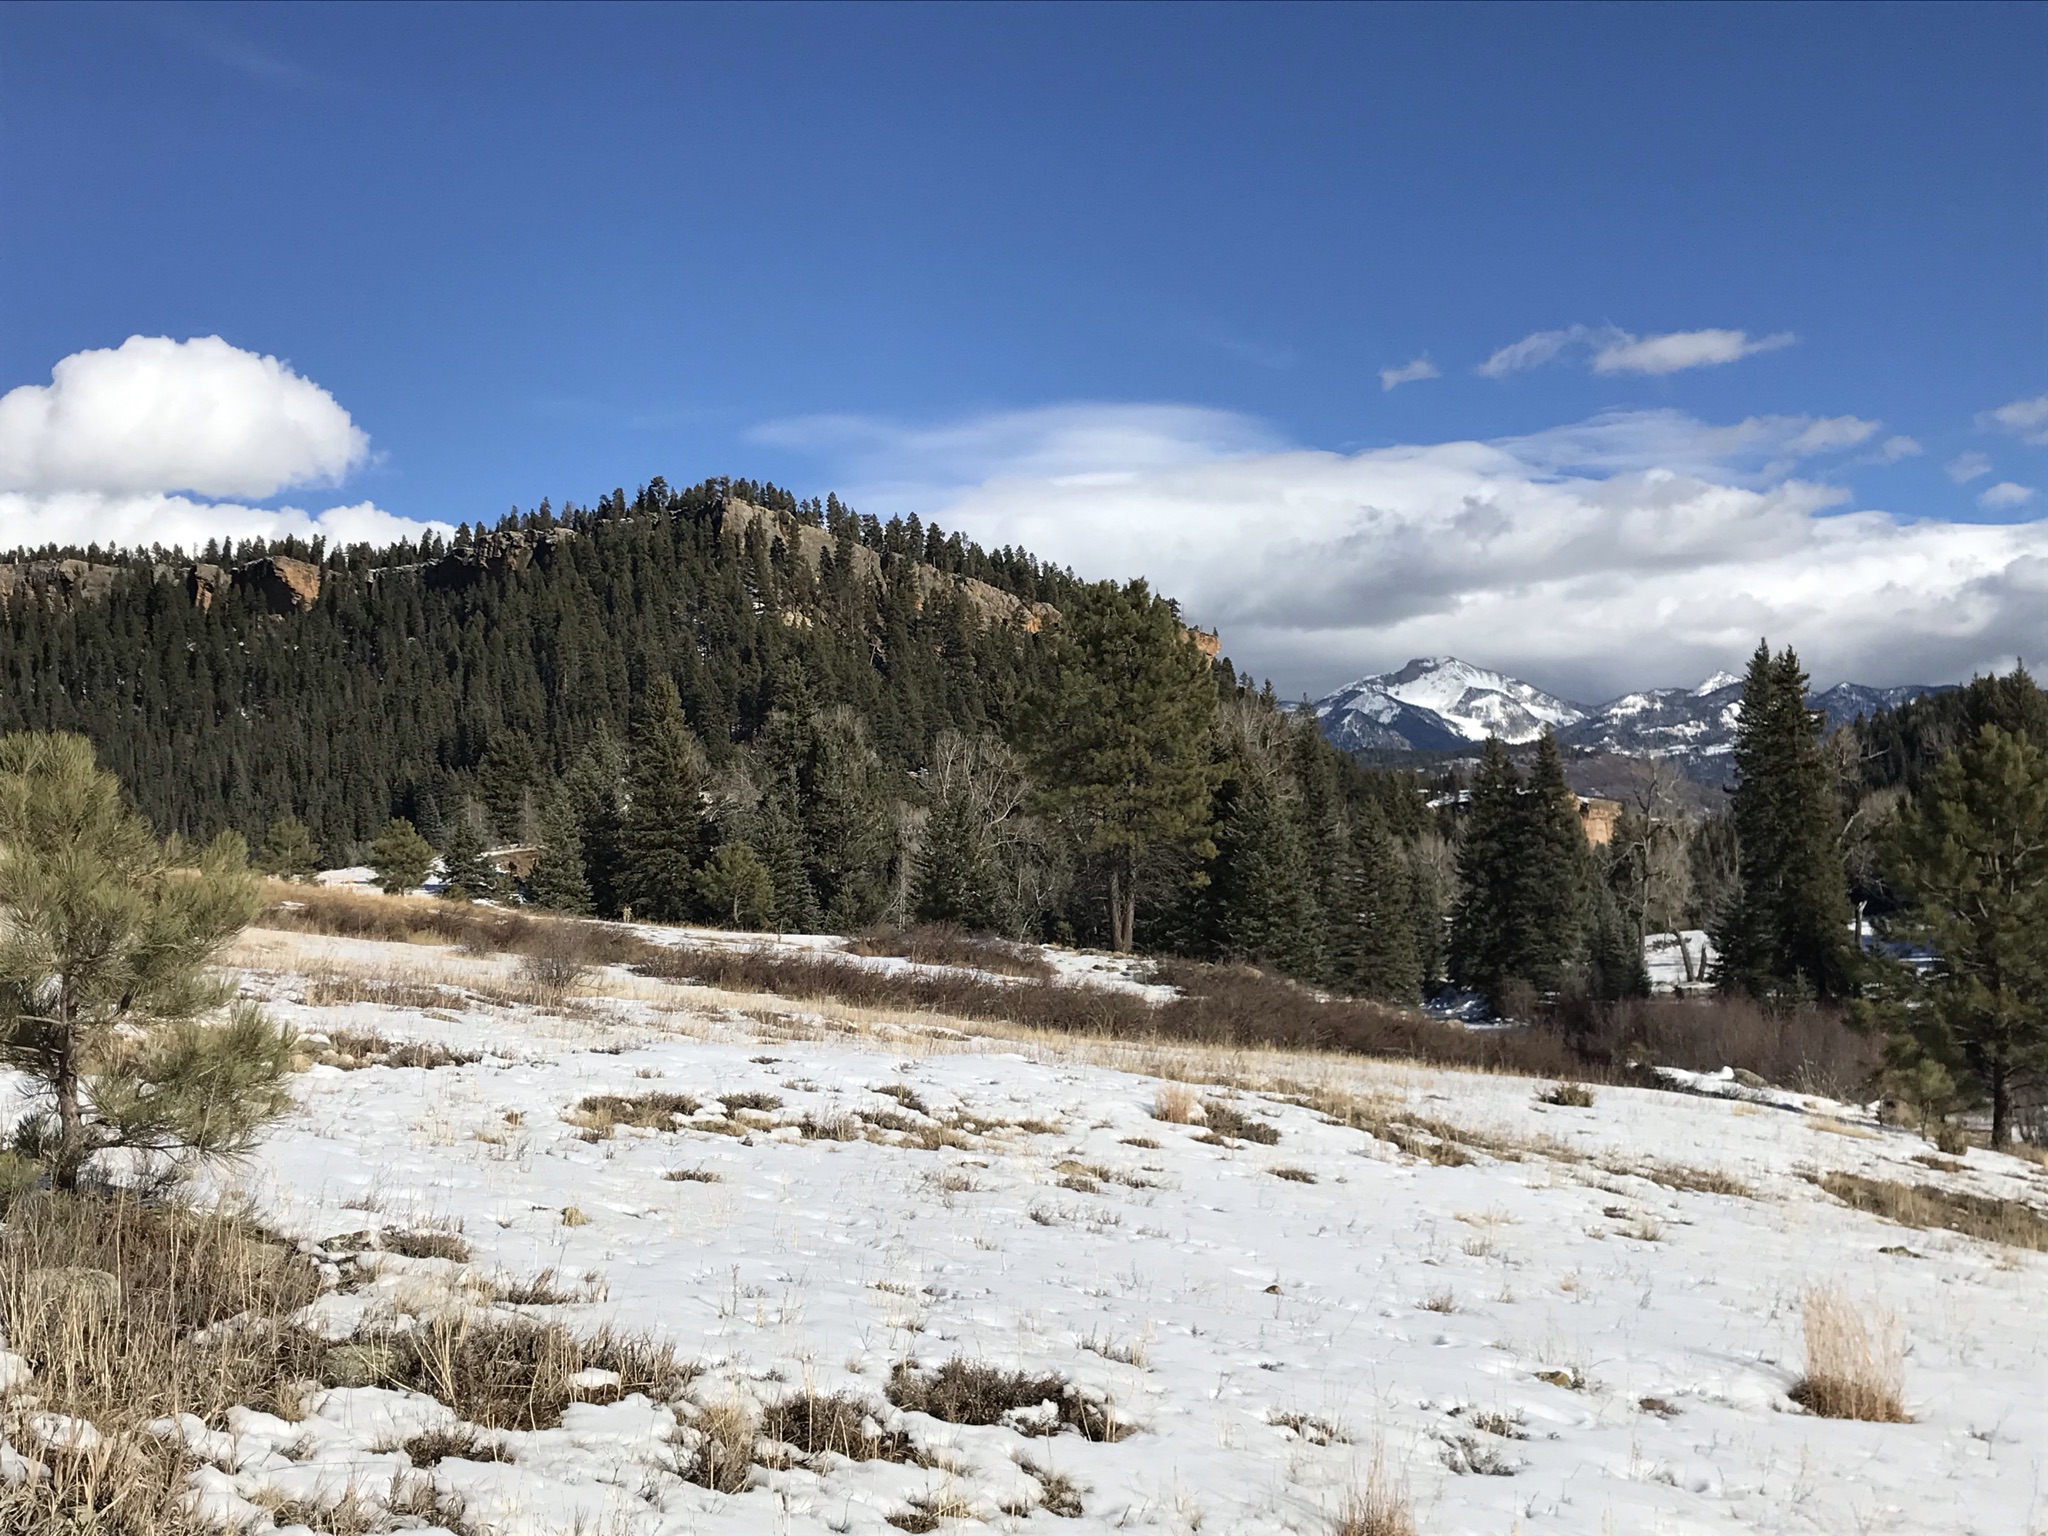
[150,927,2048,1536]
[1315,658,1948,766]
[1316,657,1587,752]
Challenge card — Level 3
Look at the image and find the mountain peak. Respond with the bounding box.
[1316,657,1586,752]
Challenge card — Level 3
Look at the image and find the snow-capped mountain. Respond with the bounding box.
[1313,657,1947,766]
[1315,657,1588,753]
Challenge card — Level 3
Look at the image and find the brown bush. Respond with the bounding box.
[1576,994,1883,1101]
[1790,1287,1907,1422]
[847,923,1055,980]
[887,1358,1133,1442]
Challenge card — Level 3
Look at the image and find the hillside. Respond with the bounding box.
[45,910,2036,1536]
[0,481,1080,856]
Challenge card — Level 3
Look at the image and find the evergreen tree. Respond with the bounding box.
[438,804,501,901]
[695,841,777,929]
[562,729,628,917]
[1449,739,1528,1007]
[1327,805,1420,1001]
[618,677,708,922]
[476,729,540,842]
[1882,723,2048,1145]
[1717,642,1857,1000]
[368,818,436,895]
[1521,733,1593,989]
[1585,882,1649,1000]
[799,708,896,930]
[255,814,321,882]
[1202,762,1319,974]
[751,784,822,932]
[1027,580,1221,951]
[0,733,295,1190]
[524,789,592,914]
[913,787,996,928]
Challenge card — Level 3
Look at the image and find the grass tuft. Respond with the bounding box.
[1790,1287,1908,1422]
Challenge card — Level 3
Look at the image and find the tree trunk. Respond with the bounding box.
[1107,862,1136,953]
[52,1047,83,1193]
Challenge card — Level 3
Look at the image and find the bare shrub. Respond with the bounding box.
[1584,994,1884,1101]
[1539,1082,1595,1108]
[677,1399,756,1492]
[848,923,1055,980]
[760,1390,927,1463]
[1018,1453,1087,1516]
[1791,1287,1908,1422]
[1201,1100,1280,1144]
[380,1313,693,1429]
[517,926,593,1001]
[572,1091,701,1131]
[381,1227,472,1263]
[1152,1083,1198,1123]
[1820,1170,2048,1250]
[887,1358,1134,1442]
[314,1028,481,1070]
[404,1424,511,1466]
[1271,1166,1317,1184]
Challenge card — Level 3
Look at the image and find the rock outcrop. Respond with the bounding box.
[424,527,576,590]
[721,500,1058,634]
[233,556,323,615]
[0,559,125,608]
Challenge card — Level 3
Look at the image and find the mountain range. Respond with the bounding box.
[1312,656,1944,770]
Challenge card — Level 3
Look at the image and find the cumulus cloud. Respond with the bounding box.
[0,336,445,553]
[1982,393,2048,445]
[1478,324,1793,379]
[772,401,2048,701]
[1378,355,1441,391]
[1878,435,1922,462]
[1948,451,1993,484]
[1978,481,2036,511]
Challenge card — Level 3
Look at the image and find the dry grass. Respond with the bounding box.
[1539,1082,1595,1108]
[1200,1100,1280,1144]
[759,1389,928,1464]
[1153,1083,1198,1123]
[887,1358,1135,1442]
[1017,1453,1087,1517]
[1790,1287,1908,1422]
[1333,1444,1416,1536]
[676,1400,755,1493]
[569,1090,701,1134]
[1819,1171,2048,1251]
[312,1028,482,1071]
[1271,1165,1318,1183]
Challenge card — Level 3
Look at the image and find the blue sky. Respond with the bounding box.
[2,3,2043,699]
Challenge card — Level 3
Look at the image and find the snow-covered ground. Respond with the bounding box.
[97,929,2048,1532]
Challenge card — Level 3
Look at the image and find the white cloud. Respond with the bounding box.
[1476,326,1591,378]
[1947,451,1993,483]
[1983,393,2048,445]
[1379,355,1441,391]
[1591,328,1794,376]
[1878,435,1922,461]
[775,401,2048,700]
[1978,481,2036,511]
[1478,324,1794,379]
[0,337,446,554]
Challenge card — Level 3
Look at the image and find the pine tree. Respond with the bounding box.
[800,708,896,930]
[1521,733,1592,990]
[618,677,708,922]
[368,818,436,895]
[1716,642,1856,1000]
[255,814,321,882]
[438,804,501,901]
[525,789,592,914]
[752,784,821,933]
[1328,805,1420,1001]
[1449,739,1527,1006]
[695,841,777,929]
[0,733,295,1190]
[1884,723,2048,1145]
[563,729,628,917]
[1202,763,1319,975]
[913,787,995,928]
[1028,581,1221,951]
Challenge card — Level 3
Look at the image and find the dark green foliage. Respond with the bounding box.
[751,786,822,933]
[914,784,996,929]
[1858,665,2048,794]
[1027,581,1222,951]
[368,818,436,895]
[1585,881,1649,1001]
[524,790,592,915]
[0,733,292,1190]
[1878,722,2048,1145]
[1715,643,1856,1001]
[1327,806,1420,1002]
[562,730,628,918]
[695,841,777,929]
[438,805,502,901]
[255,815,321,882]
[1202,762,1319,975]
[1449,734,1592,1009]
[618,678,709,922]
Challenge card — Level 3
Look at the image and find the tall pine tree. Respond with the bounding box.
[1327,804,1420,1001]
[618,676,708,922]
[1716,642,1856,1000]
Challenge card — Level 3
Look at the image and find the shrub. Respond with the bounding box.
[1539,1082,1595,1107]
